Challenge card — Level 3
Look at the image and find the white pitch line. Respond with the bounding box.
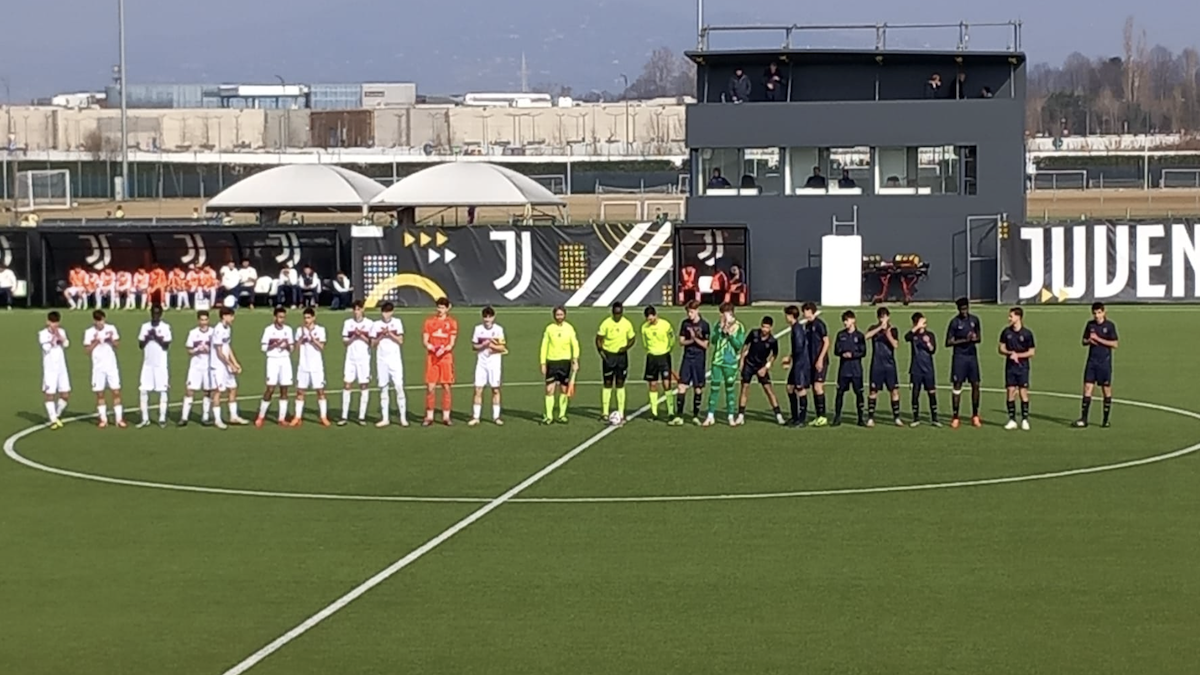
[218,405,650,675]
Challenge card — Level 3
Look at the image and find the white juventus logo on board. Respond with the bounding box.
[80,234,113,270]
[174,233,208,267]
[566,221,674,307]
[697,229,725,267]
[270,232,302,267]
[0,235,12,267]
[490,230,532,300]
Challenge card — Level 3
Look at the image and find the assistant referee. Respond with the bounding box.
[595,301,637,424]
[539,305,580,425]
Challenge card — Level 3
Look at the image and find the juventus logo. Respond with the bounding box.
[0,234,12,267]
[80,234,113,270]
[490,230,532,301]
[174,233,209,267]
[270,232,302,267]
[697,229,725,267]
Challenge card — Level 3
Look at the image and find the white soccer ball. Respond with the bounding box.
[608,411,623,426]
[222,295,238,309]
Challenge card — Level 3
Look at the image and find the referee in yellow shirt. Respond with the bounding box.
[539,306,580,424]
[640,306,678,423]
[595,301,637,424]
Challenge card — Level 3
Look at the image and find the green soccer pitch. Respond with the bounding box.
[1,303,1198,675]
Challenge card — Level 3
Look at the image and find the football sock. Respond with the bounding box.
[692,391,702,417]
[649,390,660,416]
[1006,400,1016,420]
[341,390,352,419]
[1080,395,1092,420]
[911,389,921,421]
[56,399,68,415]
[772,405,782,417]
[441,390,452,415]
[140,393,150,421]
[544,395,554,419]
[834,388,845,419]
[890,399,901,420]
[797,394,808,424]
[97,404,108,422]
[380,389,391,422]
[425,391,436,416]
[318,398,328,419]
[492,403,501,420]
[228,402,239,420]
[616,387,626,416]
[277,399,288,422]
[182,396,193,421]
[258,400,270,419]
[723,382,737,413]
[394,386,407,419]
[815,393,827,418]
[664,388,675,415]
[473,403,482,420]
[971,391,981,417]
[737,405,746,416]
[1021,399,1029,420]
[45,401,58,423]
[854,389,865,423]
[158,394,168,422]
[212,401,223,424]
[557,393,569,418]
[1102,397,1112,424]
[601,388,612,416]
[867,396,877,420]
[295,398,305,420]
[201,397,212,422]
[928,392,939,422]
[357,391,369,420]
[788,391,798,420]
[113,405,124,422]
[952,392,961,417]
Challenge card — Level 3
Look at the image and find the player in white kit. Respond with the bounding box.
[373,301,408,427]
[84,309,125,428]
[136,305,173,428]
[209,306,249,429]
[256,306,295,427]
[339,300,373,426]
[180,309,214,426]
[469,306,506,426]
[39,311,71,429]
[291,307,331,426]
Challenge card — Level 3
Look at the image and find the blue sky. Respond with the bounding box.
[0,0,1193,99]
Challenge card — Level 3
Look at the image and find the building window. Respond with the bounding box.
[874,147,924,194]
[697,148,780,195]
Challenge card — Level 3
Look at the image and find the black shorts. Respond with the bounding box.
[838,372,863,390]
[787,363,812,389]
[678,357,706,388]
[810,358,829,384]
[1084,361,1112,386]
[740,363,770,385]
[544,359,572,386]
[910,371,936,392]
[951,356,981,386]
[643,353,672,382]
[601,351,629,383]
[1005,366,1030,389]
[870,365,899,391]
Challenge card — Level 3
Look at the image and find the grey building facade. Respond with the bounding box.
[684,43,1027,302]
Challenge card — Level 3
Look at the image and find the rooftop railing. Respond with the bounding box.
[696,21,1022,53]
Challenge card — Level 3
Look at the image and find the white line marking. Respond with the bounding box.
[217,408,649,674]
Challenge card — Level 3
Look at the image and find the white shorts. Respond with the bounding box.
[186,363,212,391]
[139,365,169,392]
[266,358,294,387]
[43,368,71,395]
[343,359,371,385]
[297,369,326,390]
[91,366,121,392]
[211,366,238,392]
[474,360,502,389]
[377,360,404,388]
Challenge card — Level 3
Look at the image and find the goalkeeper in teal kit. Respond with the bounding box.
[703,302,746,427]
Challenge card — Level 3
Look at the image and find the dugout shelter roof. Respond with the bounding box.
[204,165,385,214]
[370,162,565,208]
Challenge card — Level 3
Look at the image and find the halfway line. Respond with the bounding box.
[219,402,650,674]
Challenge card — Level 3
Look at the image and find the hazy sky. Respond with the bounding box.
[0,0,1194,100]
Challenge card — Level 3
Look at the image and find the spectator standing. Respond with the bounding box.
[763,63,783,102]
[0,263,16,309]
[726,68,751,103]
[925,73,944,99]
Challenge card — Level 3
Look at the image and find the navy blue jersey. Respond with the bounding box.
[947,313,983,358]
[834,328,867,377]
[869,325,899,370]
[788,322,812,370]
[905,329,937,376]
[999,326,1036,368]
[743,329,779,370]
[806,318,830,367]
[679,318,710,361]
[1082,319,1118,365]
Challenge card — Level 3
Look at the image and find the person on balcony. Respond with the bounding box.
[726,68,751,103]
[763,62,784,102]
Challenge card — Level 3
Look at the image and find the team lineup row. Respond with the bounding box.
[35,298,1120,431]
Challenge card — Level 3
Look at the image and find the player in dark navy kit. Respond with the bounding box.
[782,305,812,427]
[863,306,902,427]
[674,300,710,425]
[1075,302,1119,428]
[737,316,786,425]
[832,310,867,427]
[802,302,831,426]
[946,297,983,428]
[999,307,1036,431]
[904,312,940,427]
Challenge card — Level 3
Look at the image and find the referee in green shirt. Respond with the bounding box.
[539,306,580,424]
[596,302,637,424]
[640,306,677,423]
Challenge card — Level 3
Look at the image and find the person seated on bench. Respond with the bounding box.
[803,167,827,189]
[298,264,321,307]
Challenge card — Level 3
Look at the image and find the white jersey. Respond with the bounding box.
[261,324,294,359]
[373,317,405,364]
[185,326,214,371]
[84,324,120,371]
[137,321,173,369]
[39,327,70,373]
[472,323,505,367]
[210,322,233,370]
[342,317,374,363]
[295,324,327,372]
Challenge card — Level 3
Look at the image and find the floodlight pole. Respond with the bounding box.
[118,0,130,199]
[1,76,10,206]
[619,73,630,156]
[697,0,704,49]
[275,74,289,150]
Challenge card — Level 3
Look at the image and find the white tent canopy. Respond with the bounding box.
[205,165,385,213]
[370,162,565,208]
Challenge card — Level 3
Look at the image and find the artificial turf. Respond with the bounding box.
[0,303,1197,675]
